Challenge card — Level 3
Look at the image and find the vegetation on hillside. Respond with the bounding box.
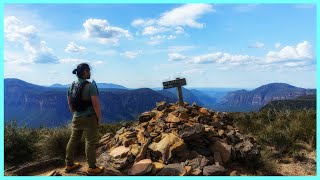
[4,120,131,165]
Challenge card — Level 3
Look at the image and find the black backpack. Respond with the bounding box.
[70,81,93,112]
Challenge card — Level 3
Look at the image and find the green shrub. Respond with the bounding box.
[4,120,39,164]
[230,108,316,154]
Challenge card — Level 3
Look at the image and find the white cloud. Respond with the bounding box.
[248,41,264,48]
[92,60,105,66]
[188,52,257,65]
[131,4,213,45]
[168,53,187,61]
[142,26,169,35]
[59,58,104,66]
[65,42,86,53]
[31,41,59,64]
[121,51,142,59]
[167,35,176,40]
[168,45,195,52]
[147,35,167,45]
[4,16,59,64]
[83,18,132,44]
[266,41,312,63]
[275,43,281,49]
[4,16,37,42]
[175,26,185,34]
[158,4,214,28]
[166,41,315,72]
[131,18,156,27]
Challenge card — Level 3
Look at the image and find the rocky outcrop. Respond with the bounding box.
[97,101,260,176]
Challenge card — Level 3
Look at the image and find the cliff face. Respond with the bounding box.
[5,79,212,128]
[215,83,316,112]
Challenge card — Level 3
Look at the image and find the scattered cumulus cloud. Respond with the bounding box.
[167,41,314,71]
[168,53,187,61]
[168,45,195,52]
[4,16,37,42]
[266,41,312,63]
[275,43,281,49]
[157,4,214,28]
[131,18,156,27]
[121,50,143,59]
[248,41,265,48]
[131,4,214,44]
[59,58,105,66]
[142,26,169,36]
[65,42,86,53]
[83,18,132,45]
[4,16,59,64]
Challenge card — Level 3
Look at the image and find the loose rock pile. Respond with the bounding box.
[97,102,260,176]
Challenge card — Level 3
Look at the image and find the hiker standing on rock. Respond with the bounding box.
[64,63,104,175]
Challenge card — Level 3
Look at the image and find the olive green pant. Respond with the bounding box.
[65,114,98,168]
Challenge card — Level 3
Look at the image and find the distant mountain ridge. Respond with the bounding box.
[4,79,316,127]
[259,95,316,112]
[4,78,214,128]
[49,82,128,89]
[214,83,316,112]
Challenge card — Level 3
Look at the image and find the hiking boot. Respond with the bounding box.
[64,162,81,173]
[87,166,105,175]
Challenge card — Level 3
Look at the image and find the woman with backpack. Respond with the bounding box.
[64,63,104,175]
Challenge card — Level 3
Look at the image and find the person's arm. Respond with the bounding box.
[67,96,74,113]
[91,95,102,126]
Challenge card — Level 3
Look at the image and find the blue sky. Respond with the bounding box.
[4,4,317,88]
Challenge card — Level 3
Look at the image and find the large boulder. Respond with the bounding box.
[149,133,185,164]
[210,141,232,164]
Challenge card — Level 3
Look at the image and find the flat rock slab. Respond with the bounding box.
[109,146,130,158]
[128,159,153,175]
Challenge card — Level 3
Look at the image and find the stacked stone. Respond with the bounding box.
[97,101,260,176]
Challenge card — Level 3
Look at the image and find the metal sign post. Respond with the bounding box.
[163,78,187,106]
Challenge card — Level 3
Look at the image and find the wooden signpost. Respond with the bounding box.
[163,78,187,106]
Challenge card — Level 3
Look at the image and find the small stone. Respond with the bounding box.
[187,155,210,170]
[128,159,153,175]
[138,112,156,123]
[218,130,225,136]
[109,146,130,158]
[156,101,167,111]
[230,170,238,176]
[179,112,189,121]
[191,168,202,175]
[150,132,158,137]
[199,108,209,115]
[203,165,227,176]
[104,166,123,176]
[151,162,165,175]
[166,113,181,123]
[130,144,141,157]
[184,166,192,175]
[179,123,205,140]
[157,163,186,176]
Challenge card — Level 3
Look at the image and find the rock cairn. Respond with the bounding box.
[97,101,260,176]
